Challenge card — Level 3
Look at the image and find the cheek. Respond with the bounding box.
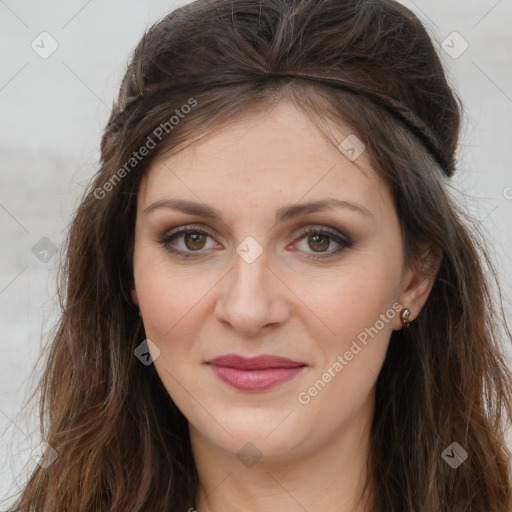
[295,276,399,426]
[133,253,211,341]
[133,262,208,412]
[294,256,402,345]
[136,271,183,340]
[291,242,403,405]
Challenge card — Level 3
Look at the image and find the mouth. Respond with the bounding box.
[205,354,309,392]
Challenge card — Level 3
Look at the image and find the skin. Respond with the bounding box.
[130,100,437,512]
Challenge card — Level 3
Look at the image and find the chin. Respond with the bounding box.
[194,413,310,460]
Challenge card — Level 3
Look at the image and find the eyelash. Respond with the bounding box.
[158,224,353,260]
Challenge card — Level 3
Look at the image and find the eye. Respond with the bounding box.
[159,225,219,258]
[290,226,352,259]
[158,224,352,260]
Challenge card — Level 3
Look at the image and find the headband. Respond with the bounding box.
[112,70,454,177]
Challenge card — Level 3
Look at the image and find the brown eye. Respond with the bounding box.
[307,233,331,252]
[184,232,207,250]
[293,226,353,260]
[159,227,217,258]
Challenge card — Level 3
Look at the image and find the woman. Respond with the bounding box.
[11,0,512,510]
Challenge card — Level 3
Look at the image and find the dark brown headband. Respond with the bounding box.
[111,70,454,177]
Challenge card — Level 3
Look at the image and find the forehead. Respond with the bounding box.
[139,100,392,219]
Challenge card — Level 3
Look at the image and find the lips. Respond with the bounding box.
[206,354,308,391]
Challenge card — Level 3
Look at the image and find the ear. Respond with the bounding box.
[394,245,442,330]
[131,286,139,307]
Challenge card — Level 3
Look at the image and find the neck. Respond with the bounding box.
[191,394,377,512]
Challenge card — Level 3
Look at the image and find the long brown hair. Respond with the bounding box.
[9,0,512,510]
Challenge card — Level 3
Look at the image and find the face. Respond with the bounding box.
[131,100,418,462]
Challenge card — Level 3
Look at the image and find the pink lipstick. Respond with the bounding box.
[206,354,308,392]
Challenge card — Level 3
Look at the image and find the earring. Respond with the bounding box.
[400,308,411,326]
[138,310,142,318]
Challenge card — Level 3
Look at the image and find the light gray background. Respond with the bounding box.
[1,0,511,505]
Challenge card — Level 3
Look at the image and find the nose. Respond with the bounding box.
[214,248,291,337]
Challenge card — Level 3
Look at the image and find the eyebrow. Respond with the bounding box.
[143,197,373,221]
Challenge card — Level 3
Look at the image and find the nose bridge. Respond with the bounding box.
[232,244,268,294]
[227,244,271,311]
[214,239,289,334]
